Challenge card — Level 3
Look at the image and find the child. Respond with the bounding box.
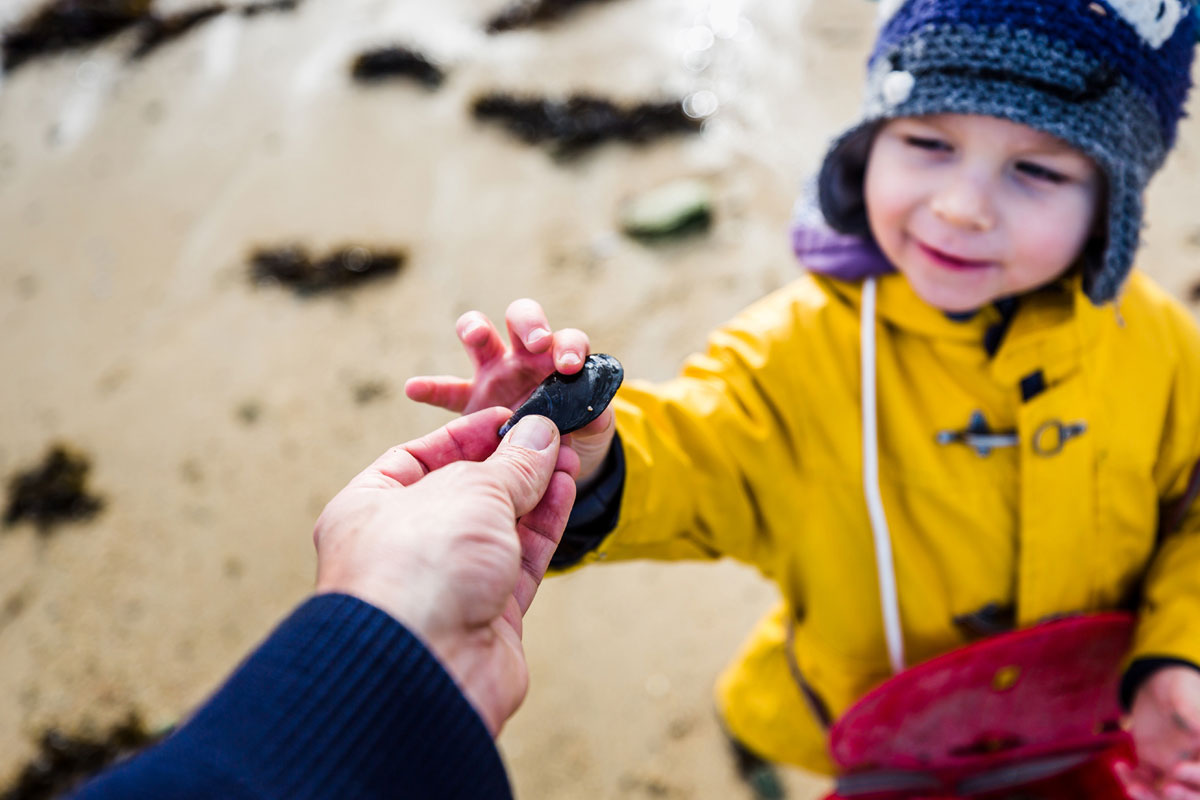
[406,0,1200,795]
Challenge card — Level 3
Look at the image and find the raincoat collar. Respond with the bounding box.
[792,220,1097,364]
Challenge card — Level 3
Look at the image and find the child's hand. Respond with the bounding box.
[1116,666,1200,800]
[405,298,617,484]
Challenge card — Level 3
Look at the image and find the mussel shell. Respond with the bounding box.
[499,353,624,437]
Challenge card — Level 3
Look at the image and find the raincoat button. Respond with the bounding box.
[1032,420,1088,456]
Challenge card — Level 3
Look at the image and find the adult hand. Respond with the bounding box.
[312,407,580,735]
[1117,666,1200,799]
[404,298,617,485]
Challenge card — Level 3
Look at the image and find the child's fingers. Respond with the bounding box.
[1172,761,1200,788]
[456,311,507,368]
[505,298,553,354]
[564,407,617,486]
[551,328,590,373]
[573,405,615,439]
[1115,764,1161,800]
[1163,782,1200,800]
[404,376,474,412]
[1115,762,1151,798]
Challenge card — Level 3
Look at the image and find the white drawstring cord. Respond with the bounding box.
[861,277,906,675]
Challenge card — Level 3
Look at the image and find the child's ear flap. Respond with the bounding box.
[817,122,881,239]
[1078,175,1112,301]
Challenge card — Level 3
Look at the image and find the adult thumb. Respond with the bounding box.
[487,415,560,517]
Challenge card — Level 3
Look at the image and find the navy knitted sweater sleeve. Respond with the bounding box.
[72,593,513,800]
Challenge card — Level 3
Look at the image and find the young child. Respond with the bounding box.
[406,0,1200,796]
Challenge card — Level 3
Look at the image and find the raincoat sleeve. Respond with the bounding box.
[558,280,827,577]
[1129,296,1200,684]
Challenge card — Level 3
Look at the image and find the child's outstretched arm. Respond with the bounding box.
[405,298,616,486]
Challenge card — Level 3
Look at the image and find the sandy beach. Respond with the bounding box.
[1,0,1197,796]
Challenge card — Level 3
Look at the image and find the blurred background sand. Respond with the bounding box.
[0,0,1196,796]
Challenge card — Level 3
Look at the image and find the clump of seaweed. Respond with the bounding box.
[131,4,226,60]
[4,445,103,534]
[485,0,620,33]
[1,0,152,73]
[350,46,443,88]
[0,713,166,800]
[249,244,406,296]
[1188,278,1200,305]
[239,0,300,16]
[1,0,302,73]
[353,380,390,405]
[472,93,701,158]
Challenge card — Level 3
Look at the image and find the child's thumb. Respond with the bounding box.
[487,415,560,517]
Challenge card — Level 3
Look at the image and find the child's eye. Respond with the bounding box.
[903,135,951,152]
[1015,161,1069,185]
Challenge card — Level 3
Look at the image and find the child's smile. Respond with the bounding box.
[864,114,1104,313]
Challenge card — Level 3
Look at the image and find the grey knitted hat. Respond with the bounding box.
[818,0,1198,304]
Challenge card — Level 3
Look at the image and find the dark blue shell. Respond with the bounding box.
[499,353,624,437]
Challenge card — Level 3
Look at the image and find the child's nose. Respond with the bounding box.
[930,173,995,232]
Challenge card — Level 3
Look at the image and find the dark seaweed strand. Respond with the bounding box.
[472,94,557,143]
[485,0,622,34]
[350,46,444,88]
[471,93,700,156]
[131,5,227,61]
[3,446,103,534]
[239,0,301,17]
[0,713,166,800]
[1,0,153,73]
[249,245,406,296]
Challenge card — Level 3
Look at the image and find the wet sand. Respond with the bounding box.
[0,0,1197,796]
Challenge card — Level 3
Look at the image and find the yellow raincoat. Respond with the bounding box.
[568,269,1200,773]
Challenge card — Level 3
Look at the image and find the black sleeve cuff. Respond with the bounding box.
[550,433,625,569]
[1120,657,1200,711]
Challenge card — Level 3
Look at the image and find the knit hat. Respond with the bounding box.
[817,0,1198,304]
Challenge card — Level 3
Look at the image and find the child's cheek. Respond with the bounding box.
[1009,196,1094,281]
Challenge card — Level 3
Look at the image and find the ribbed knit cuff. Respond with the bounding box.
[79,594,513,799]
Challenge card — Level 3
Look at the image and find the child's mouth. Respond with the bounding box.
[916,241,994,271]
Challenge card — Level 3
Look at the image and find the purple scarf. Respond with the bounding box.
[790,221,894,280]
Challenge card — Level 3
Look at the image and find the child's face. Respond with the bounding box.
[864,114,1103,312]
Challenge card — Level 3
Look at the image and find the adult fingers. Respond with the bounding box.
[457,311,507,369]
[550,327,590,373]
[404,375,474,412]
[554,438,581,480]
[485,415,560,517]
[512,470,576,615]
[505,298,553,355]
[355,407,512,488]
